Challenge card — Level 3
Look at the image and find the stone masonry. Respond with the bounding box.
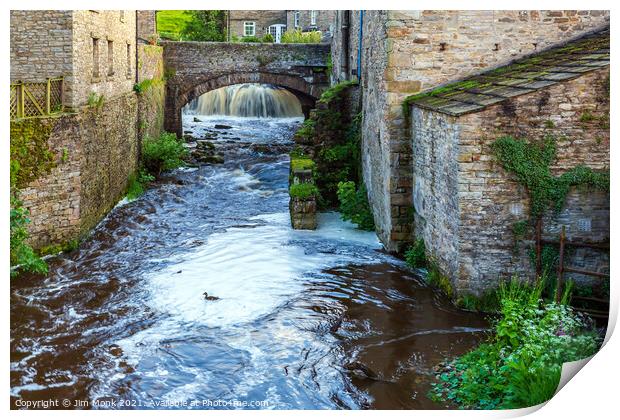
[408,32,609,295]
[10,10,163,249]
[162,41,330,136]
[330,10,610,253]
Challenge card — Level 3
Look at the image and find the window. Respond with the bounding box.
[107,40,114,76]
[244,21,255,37]
[310,10,317,26]
[92,38,100,78]
[119,10,125,22]
[294,11,300,28]
[126,43,131,78]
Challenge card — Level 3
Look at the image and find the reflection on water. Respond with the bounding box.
[10,115,487,409]
[184,84,303,118]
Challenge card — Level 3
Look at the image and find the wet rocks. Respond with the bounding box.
[214,124,232,130]
[193,117,202,122]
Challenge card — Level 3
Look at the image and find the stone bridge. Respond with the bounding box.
[162,41,331,136]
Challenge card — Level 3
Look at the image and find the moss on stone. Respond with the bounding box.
[290,157,316,171]
[318,80,358,104]
[289,182,319,199]
[10,119,57,189]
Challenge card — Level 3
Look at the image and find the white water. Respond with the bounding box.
[184,84,303,118]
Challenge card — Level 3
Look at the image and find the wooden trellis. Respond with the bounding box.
[10,77,64,120]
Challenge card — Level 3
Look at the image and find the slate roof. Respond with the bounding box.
[406,27,610,116]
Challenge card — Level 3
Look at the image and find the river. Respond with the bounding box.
[10,110,488,409]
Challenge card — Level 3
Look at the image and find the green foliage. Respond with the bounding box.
[281,29,322,44]
[579,110,595,123]
[336,181,375,231]
[431,277,600,409]
[10,195,48,277]
[39,239,79,257]
[456,290,500,312]
[512,219,528,240]
[180,10,226,42]
[492,136,609,218]
[289,182,319,199]
[427,260,453,297]
[141,132,188,176]
[290,157,316,172]
[87,92,105,108]
[405,239,427,269]
[261,33,274,43]
[295,119,316,141]
[126,169,155,200]
[241,36,261,43]
[133,78,163,94]
[318,80,358,104]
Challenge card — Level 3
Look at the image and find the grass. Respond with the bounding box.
[290,182,319,199]
[156,11,195,40]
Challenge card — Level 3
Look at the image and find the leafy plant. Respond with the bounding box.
[336,181,375,231]
[281,29,322,44]
[289,182,319,199]
[261,33,274,43]
[179,10,226,42]
[141,132,188,176]
[492,135,609,218]
[87,92,104,108]
[405,239,427,268]
[241,36,261,43]
[126,169,155,200]
[430,277,600,409]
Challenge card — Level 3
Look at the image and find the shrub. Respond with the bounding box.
[10,196,47,277]
[261,33,274,43]
[289,182,319,199]
[281,29,322,44]
[141,132,188,176]
[405,238,427,268]
[241,36,261,43]
[430,277,600,409]
[336,181,375,231]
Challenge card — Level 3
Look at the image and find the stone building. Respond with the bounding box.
[227,10,334,42]
[407,29,610,295]
[330,10,610,256]
[10,10,164,249]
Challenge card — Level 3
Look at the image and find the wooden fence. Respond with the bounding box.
[10,77,63,120]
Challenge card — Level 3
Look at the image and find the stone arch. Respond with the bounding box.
[167,72,321,137]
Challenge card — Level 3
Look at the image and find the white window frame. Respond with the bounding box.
[294,11,300,28]
[244,21,256,37]
[310,11,317,26]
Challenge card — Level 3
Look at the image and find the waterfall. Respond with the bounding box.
[184,84,303,118]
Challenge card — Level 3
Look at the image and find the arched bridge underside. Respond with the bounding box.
[162,41,331,136]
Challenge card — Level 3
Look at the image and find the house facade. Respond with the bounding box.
[227,10,334,42]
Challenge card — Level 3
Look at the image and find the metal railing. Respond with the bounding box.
[10,77,64,120]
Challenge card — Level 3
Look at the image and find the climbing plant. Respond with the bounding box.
[491,135,609,218]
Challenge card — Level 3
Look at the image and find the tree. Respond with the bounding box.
[181,11,226,42]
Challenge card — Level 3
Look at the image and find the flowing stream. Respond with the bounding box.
[11,109,488,409]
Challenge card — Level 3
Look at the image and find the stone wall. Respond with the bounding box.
[162,41,330,136]
[410,67,610,295]
[332,10,610,253]
[10,10,73,83]
[137,45,166,140]
[229,10,287,38]
[137,10,157,43]
[286,10,334,34]
[71,10,137,108]
[15,93,140,249]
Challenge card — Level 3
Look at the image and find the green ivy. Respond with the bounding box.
[491,135,609,218]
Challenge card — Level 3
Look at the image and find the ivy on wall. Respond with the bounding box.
[491,135,609,219]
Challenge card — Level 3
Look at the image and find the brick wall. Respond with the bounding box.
[410,67,610,295]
